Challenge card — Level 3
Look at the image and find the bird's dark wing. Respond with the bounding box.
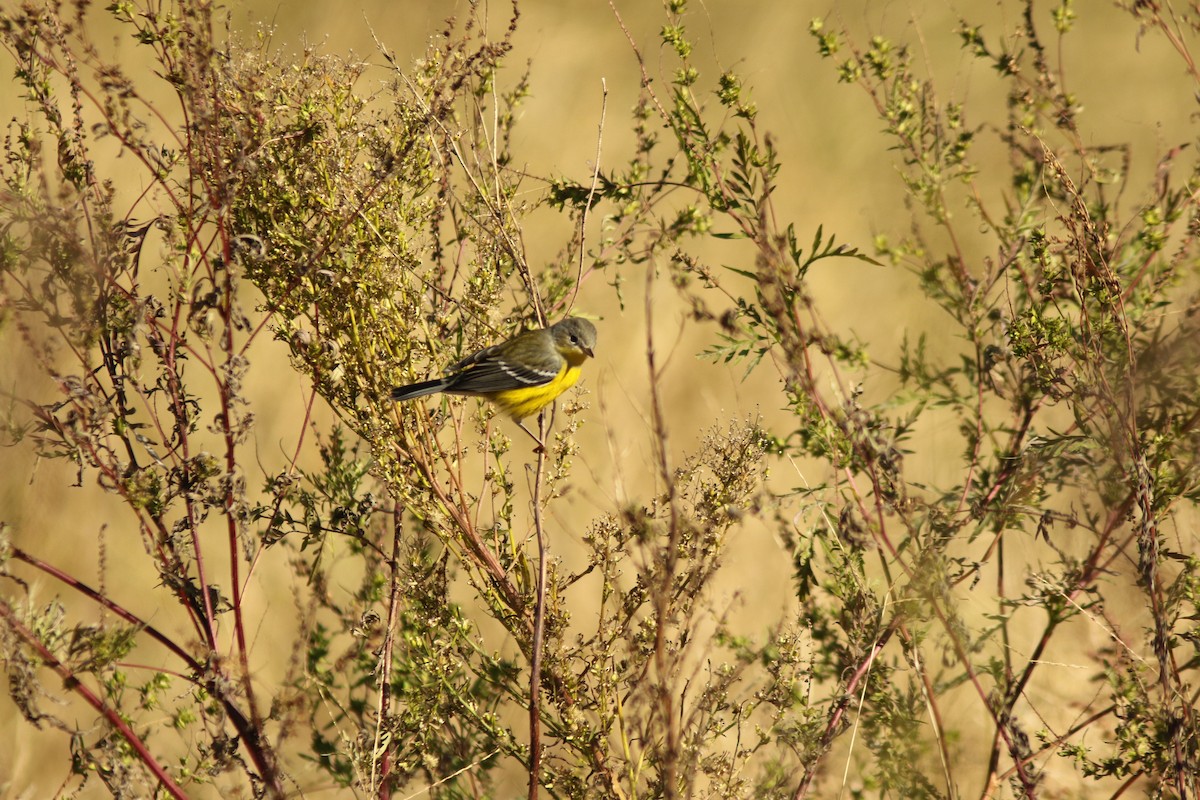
[435,328,561,394]
[447,341,505,373]
[443,357,560,394]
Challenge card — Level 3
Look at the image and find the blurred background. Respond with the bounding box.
[1,0,1194,796]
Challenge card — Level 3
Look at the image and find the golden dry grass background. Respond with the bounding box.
[1,0,1194,797]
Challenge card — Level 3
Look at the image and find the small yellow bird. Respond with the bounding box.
[392,317,597,444]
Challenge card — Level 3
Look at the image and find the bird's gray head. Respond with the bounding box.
[552,317,597,360]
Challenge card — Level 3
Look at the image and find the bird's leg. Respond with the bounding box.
[516,419,546,453]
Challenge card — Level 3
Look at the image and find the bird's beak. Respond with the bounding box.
[584,346,595,358]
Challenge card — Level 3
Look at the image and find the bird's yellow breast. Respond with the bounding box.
[490,363,582,421]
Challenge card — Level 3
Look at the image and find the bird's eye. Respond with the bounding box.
[569,335,579,344]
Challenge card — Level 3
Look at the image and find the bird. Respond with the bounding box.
[392,317,597,447]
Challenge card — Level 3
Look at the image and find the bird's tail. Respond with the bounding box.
[391,378,450,402]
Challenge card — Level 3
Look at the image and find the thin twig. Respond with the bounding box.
[0,598,190,800]
[371,500,407,799]
[644,263,682,799]
[398,749,501,800]
[528,407,552,800]
[567,78,608,315]
[792,625,896,800]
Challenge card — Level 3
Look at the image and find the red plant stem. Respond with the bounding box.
[645,264,682,799]
[528,412,550,800]
[373,501,406,799]
[10,547,196,668]
[792,625,895,800]
[7,546,279,791]
[0,598,189,800]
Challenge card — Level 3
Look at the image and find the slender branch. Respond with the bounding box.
[792,625,896,800]
[0,597,190,800]
[528,408,551,800]
[566,78,607,316]
[644,262,682,799]
[10,546,197,669]
[372,499,407,799]
[6,546,284,794]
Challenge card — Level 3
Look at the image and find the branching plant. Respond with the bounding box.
[2,1,1199,799]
